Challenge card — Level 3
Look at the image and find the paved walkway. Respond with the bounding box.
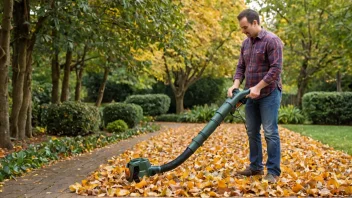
[1,122,185,198]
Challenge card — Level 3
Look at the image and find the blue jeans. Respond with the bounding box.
[245,88,281,176]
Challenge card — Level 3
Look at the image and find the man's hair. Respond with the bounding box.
[237,9,260,25]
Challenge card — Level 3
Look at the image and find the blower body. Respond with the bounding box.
[126,89,250,182]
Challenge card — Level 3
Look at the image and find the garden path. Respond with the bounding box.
[1,122,186,198]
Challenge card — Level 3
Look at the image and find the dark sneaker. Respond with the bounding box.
[263,173,279,183]
[236,166,264,176]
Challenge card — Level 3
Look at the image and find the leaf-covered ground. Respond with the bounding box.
[70,124,352,197]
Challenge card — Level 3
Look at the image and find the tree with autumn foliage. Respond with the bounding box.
[250,0,352,106]
[137,0,247,114]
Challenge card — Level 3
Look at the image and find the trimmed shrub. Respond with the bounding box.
[41,102,101,136]
[302,92,352,125]
[103,103,143,128]
[106,120,128,133]
[125,94,170,116]
[279,105,304,124]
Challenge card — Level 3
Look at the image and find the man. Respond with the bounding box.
[227,9,283,184]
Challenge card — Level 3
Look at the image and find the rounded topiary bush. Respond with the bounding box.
[41,101,101,136]
[106,120,128,133]
[125,94,170,116]
[103,103,143,128]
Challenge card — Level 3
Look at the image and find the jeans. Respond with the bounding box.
[245,88,281,176]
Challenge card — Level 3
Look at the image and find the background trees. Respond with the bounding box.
[249,0,352,106]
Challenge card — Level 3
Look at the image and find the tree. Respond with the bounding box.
[0,0,14,149]
[143,0,246,113]
[86,0,185,107]
[252,0,351,106]
[10,0,54,140]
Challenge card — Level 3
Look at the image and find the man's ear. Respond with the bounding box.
[253,20,258,26]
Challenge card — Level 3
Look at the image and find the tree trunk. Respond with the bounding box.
[61,49,73,102]
[18,57,33,139]
[75,45,87,101]
[296,60,309,107]
[336,70,342,92]
[175,91,185,114]
[0,0,14,149]
[95,67,109,107]
[10,0,30,139]
[51,29,60,104]
[75,67,84,101]
[26,101,32,138]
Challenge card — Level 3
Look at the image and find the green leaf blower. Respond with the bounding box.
[125,89,250,182]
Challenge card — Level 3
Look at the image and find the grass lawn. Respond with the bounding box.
[281,124,352,155]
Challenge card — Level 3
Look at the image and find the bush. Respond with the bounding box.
[106,120,128,133]
[302,92,352,125]
[278,105,304,124]
[103,103,143,128]
[32,82,52,105]
[125,94,170,116]
[41,101,101,136]
[183,104,218,123]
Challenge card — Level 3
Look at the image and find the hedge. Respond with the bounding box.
[41,102,101,136]
[102,103,143,128]
[302,92,352,125]
[125,94,170,116]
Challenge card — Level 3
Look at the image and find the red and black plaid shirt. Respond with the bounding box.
[234,29,283,99]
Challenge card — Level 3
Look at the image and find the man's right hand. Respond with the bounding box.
[227,86,238,98]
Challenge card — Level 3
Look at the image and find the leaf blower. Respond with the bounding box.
[125,89,250,182]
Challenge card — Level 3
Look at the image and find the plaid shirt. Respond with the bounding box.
[234,29,283,99]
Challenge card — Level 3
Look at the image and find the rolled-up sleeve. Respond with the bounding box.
[263,37,283,84]
[233,45,246,82]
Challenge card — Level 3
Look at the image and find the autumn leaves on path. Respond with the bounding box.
[70,124,352,197]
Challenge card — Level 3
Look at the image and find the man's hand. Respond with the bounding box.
[227,86,238,98]
[248,86,261,99]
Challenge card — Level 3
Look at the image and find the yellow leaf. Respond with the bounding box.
[135,179,147,189]
[292,183,304,193]
[217,179,227,189]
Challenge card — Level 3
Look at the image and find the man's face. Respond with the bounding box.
[239,17,258,38]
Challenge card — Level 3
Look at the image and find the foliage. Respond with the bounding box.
[302,92,352,125]
[278,105,305,124]
[106,120,129,133]
[134,0,246,113]
[252,0,352,104]
[183,104,218,123]
[70,124,352,196]
[42,102,101,136]
[102,103,143,128]
[151,77,228,113]
[0,123,159,182]
[83,72,134,103]
[125,94,171,116]
[184,77,227,109]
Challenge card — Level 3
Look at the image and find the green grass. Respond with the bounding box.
[281,124,352,155]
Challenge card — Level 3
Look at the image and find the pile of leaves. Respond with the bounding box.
[70,124,352,197]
